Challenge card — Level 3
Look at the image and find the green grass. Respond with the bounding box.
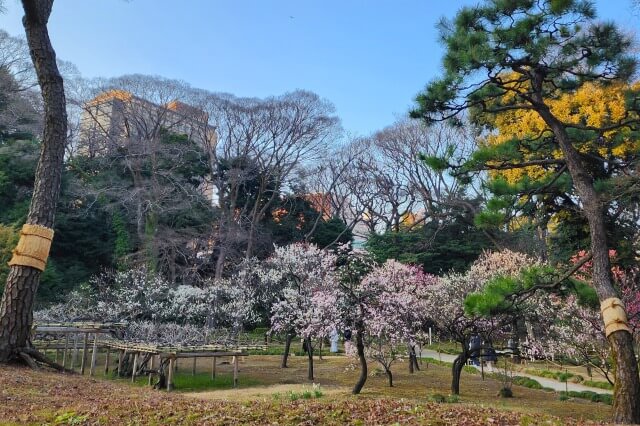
[422,357,451,367]
[583,380,614,390]
[245,345,344,356]
[112,372,263,391]
[524,369,584,383]
[463,365,479,374]
[173,372,263,391]
[422,357,478,375]
[246,347,286,356]
[428,393,460,403]
[424,341,460,355]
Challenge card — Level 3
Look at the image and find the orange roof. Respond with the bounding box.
[90,89,133,104]
[166,100,208,121]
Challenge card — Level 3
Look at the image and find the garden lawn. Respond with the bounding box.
[0,355,612,425]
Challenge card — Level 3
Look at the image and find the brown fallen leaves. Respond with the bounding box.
[0,365,606,425]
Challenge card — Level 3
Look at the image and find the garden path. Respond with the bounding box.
[419,349,613,394]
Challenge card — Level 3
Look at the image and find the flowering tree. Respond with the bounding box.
[265,243,338,373]
[231,257,277,324]
[358,259,436,387]
[572,250,640,332]
[521,251,640,384]
[271,287,340,380]
[426,250,538,395]
[328,245,378,394]
[35,268,257,345]
[523,293,613,382]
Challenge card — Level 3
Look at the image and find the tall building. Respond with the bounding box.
[79,89,218,203]
[79,89,216,156]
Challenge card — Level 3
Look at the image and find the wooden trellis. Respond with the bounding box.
[32,322,266,391]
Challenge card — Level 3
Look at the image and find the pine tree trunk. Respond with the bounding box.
[0,0,67,363]
[537,100,640,424]
[352,326,367,394]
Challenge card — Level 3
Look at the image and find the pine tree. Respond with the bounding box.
[411,1,640,422]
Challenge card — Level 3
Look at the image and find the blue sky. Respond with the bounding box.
[0,1,638,136]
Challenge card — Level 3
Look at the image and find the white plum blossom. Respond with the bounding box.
[267,243,339,379]
[356,259,438,386]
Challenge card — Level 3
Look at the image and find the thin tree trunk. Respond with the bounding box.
[281,332,293,368]
[168,246,176,284]
[385,366,393,387]
[451,342,469,395]
[352,326,367,394]
[536,99,640,424]
[408,344,414,374]
[408,344,420,373]
[306,337,314,381]
[0,0,67,363]
[412,352,420,371]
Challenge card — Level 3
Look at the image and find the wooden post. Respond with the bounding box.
[211,357,216,380]
[118,350,125,377]
[55,347,59,363]
[233,355,238,388]
[104,347,111,375]
[80,333,89,375]
[89,333,98,376]
[148,355,155,386]
[131,352,139,383]
[192,357,196,376]
[167,358,175,391]
[62,334,69,368]
[71,333,79,370]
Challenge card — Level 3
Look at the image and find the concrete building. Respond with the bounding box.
[78,89,218,203]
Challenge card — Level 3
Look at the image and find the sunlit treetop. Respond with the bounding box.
[411,0,639,125]
[481,80,640,185]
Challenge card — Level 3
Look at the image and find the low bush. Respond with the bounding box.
[429,393,446,403]
[446,394,460,403]
[288,391,300,401]
[558,390,612,405]
[512,376,542,390]
[497,387,513,398]
[571,374,584,383]
[428,393,459,403]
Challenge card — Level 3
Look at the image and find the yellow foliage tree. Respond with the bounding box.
[483,79,640,184]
